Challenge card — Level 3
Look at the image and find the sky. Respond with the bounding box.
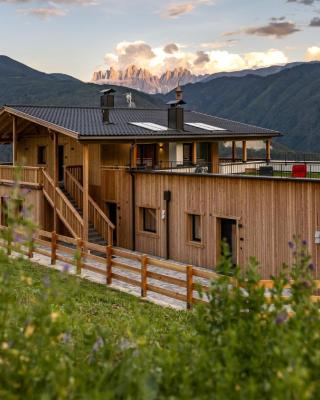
[0,0,320,81]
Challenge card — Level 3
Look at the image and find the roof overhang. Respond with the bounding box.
[3,106,79,140]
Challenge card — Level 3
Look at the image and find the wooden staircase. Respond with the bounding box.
[42,169,114,245]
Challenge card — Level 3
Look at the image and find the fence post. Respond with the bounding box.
[51,231,57,265]
[106,245,113,285]
[141,255,148,298]
[186,265,193,310]
[76,238,83,275]
[28,235,34,259]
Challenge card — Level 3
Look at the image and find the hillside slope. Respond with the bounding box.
[161,63,320,152]
[0,55,163,108]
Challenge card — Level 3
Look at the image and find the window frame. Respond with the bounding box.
[186,212,204,247]
[37,145,47,165]
[140,207,157,234]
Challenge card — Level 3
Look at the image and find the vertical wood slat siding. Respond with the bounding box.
[133,173,320,279]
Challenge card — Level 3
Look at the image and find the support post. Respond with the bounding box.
[12,116,17,166]
[76,238,83,275]
[82,143,89,243]
[186,265,193,310]
[266,139,271,164]
[242,141,247,163]
[232,141,236,162]
[130,143,137,169]
[52,131,58,232]
[192,142,197,166]
[51,231,57,265]
[141,255,148,297]
[210,142,219,173]
[106,245,113,285]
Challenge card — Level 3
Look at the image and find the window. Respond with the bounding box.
[191,214,201,242]
[37,146,47,165]
[187,213,202,243]
[141,208,157,233]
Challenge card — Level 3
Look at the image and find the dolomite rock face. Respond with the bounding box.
[91,65,206,94]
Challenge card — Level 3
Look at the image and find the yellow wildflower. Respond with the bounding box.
[24,324,35,338]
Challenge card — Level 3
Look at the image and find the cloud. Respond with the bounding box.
[194,50,210,65]
[226,19,300,39]
[310,17,320,26]
[162,0,213,18]
[287,0,319,5]
[200,40,238,49]
[163,43,179,54]
[18,6,67,18]
[305,46,320,60]
[99,40,289,76]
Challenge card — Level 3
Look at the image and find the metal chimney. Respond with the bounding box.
[100,88,116,123]
[167,98,186,131]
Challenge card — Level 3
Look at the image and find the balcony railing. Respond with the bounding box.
[0,165,43,185]
[132,160,320,180]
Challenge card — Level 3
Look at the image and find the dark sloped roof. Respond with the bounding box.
[3,105,281,139]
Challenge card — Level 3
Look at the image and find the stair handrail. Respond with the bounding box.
[42,169,84,238]
[64,169,115,243]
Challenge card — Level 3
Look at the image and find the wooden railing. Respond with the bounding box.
[2,226,320,310]
[64,168,115,245]
[42,170,84,238]
[0,165,43,185]
[66,165,83,184]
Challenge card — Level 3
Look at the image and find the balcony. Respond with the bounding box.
[0,164,43,186]
[132,159,320,181]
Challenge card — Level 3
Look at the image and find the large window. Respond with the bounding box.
[37,146,47,165]
[141,207,157,233]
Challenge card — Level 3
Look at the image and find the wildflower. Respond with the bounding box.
[302,240,308,246]
[308,263,315,271]
[24,324,35,338]
[50,312,59,322]
[275,311,288,325]
[288,241,294,249]
[92,337,104,353]
[62,264,70,273]
[59,332,72,344]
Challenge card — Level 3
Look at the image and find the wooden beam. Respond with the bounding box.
[12,116,17,166]
[83,143,89,242]
[192,142,197,165]
[130,143,137,169]
[232,141,236,162]
[266,139,271,163]
[53,131,58,232]
[242,141,247,163]
[210,142,219,173]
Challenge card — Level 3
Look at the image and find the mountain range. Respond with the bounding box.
[92,62,312,94]
[92,65,206,94]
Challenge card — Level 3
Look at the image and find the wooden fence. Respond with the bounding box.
[1,226,320,309]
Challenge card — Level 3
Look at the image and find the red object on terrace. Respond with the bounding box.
[291,164,307,178]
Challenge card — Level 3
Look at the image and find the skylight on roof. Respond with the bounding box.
[185,122,226,131]
[129,122,169,131]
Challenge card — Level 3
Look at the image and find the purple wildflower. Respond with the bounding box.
[62,264,70,273]
[302,240,308,246]
[92,337,104,353]
[61,332,72,344]
[275,311,288,325]
[288,241,294,249]
[308,263,315,271]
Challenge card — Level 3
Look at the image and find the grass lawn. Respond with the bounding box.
[0,252,193,398]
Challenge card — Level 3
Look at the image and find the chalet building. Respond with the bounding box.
[0,87,319,278]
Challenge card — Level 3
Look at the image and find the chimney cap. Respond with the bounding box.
[166,99,186,107]
[100,88,116,94]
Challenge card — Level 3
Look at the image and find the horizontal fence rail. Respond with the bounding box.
[1,226,320,310]
[0,165,43,185]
